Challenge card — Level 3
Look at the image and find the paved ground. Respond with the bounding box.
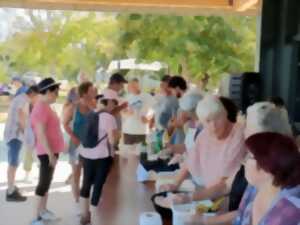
[0,120,83,225]
[0,161,80,225]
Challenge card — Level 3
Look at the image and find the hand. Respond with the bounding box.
[120,102,128,109]
[159,183,178,192]
[169,192,193,205]
[169,117,177,128]
[159,147,173,156]
[185,213,207,225]
[141,116,149,124]
[178,112,190,126]
[126,108,134,115]
[48,154,57,168]
[168,154,184,166]
[71,136,80,146]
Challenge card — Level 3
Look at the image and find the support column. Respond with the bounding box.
[259,0,300,122]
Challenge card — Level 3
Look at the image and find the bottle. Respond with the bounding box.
[162,131,170,149]
[140,141,147,153]
[154,132,163,154]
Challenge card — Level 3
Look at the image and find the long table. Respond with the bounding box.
[95,154,171,225]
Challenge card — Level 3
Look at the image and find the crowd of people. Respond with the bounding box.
[2,72,300,225]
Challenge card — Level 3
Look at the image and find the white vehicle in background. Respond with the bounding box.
[98,58,168,91]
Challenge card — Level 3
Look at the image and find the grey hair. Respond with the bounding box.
[179,89,203,112]
[245,102,292,138]
[196,95,226,122]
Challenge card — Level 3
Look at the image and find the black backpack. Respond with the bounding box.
[81,111,108,148]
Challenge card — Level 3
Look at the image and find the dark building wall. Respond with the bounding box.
[260,0,300,122]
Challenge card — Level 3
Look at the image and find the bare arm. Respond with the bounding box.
[111,102,128,115]
[187,211,237,225]
[192,178,229,201]
[169,144,186,154]
[174,166,190,187]
[159,165,190,192]
[205,211,237,225]
[108,130,118,146]
[63,104,80,145]
[18,108,26,132]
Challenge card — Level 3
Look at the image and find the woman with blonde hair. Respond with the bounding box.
[160,95,246,190]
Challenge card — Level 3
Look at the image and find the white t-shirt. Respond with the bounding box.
[122,93,155,135]
[4,93,28,143]
[79,112,117,159]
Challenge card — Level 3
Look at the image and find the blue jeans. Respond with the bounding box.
[7,139,22,167]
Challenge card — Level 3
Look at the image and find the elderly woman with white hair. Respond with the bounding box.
[160,95,246,191]
[164,89,203,154]
[181,101,295,225]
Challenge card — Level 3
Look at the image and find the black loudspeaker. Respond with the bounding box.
[228,72,262,114]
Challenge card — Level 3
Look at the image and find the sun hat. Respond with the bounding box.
[37,77,61,93]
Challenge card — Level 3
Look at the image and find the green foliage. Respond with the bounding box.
[0,10,256,88]
[116,14,257,88]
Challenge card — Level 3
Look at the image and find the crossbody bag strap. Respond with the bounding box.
[97,111,110,149]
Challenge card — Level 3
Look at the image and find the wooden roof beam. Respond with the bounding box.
[0,0,260,15]
[234,0,260,11]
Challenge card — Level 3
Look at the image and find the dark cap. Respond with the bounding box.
[38,77,61,93]
[11,75,23,83]
[109,73,127,84]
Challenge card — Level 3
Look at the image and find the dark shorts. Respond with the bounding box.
[123,133,146,145]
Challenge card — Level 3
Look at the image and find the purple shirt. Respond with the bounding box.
[233,185,300,225]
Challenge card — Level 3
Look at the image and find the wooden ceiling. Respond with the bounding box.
[0,0,261,15]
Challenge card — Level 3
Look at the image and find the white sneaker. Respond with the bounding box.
[39,209,60,221]
[30,219,45,225]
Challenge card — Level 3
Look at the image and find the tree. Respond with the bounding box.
[0,10,122,80]
[0,10,257,88]
[116,14,257,88]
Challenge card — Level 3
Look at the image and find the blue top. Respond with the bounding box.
[73,107,89,141]
[15,85,28,96]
